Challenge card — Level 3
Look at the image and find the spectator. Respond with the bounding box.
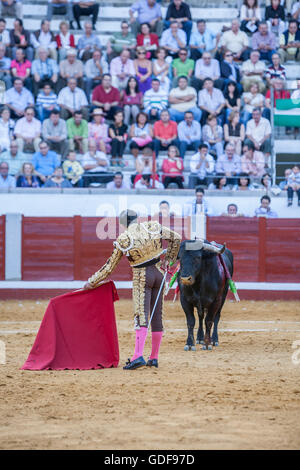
[160,20,186,59]
[265,0,285,37]
[152,46,170,93]
[88,108,110,153]
[184,187,213,216]
[44,166,72,188]
[55,21,76,61]
[47,1,75,29]
[106,171,130,189]
[42,109,69,159]
[67,110,88,155]
[10,47,31,91]
[91,73,120,120]
[129,0,163,37]
[218,19,250,62]
[153,109,179,157]
[137,22,159,59]
[241,141,266,177]
[161,144,184,189]
[31,20,57,61]
[133,146,153,183]
[14,106,41,153]
[232,172,254,191]
[73,0,99,30]
[215,142,241,185]
[36,82,59,122]
[178,110,202,158]
[0,18,9,48]
[240,0,261,34]
[164,0,193,45]
[241,82,266,126]
[220,203,244,217]
[287,165,300,206]
[84,48,109,101]
[202,113,224,159]
[0,140,27,175]
[143,77,168,121]
[224,81,242,121]
[16,162,40,187]
[241,50,266,93]
[279,167,292,190]
[135,173,164,189]
[0,43,12,90]
[77,20,101,62]
[5,78,34,119]
[156,200,175,217]
[0,107,14,153]
[9,18,33,61]
[0,161,16,188]
[188,143,215,188]
[208,173,231,190]
[32,140,60,184]
[189,19,220,61]
[254,195,278,218]
[108,110,128,166]
[265,52,286,86]
[245,107,272,157]
[260,172,272,192]
[110,49,135,90]
[57,77,89,120]
[291,78,300,100]
[106,21,136,61]
[279,20,300,63]
[220,51,242,93]
[62,150,84,187]
[198,77,226,126]
[134,46,152,94]
[192,51,222,92]
[172,48,194,87]
[264,77,290,123]
[224,110,245,155]
[121,76,143,126]
[58,48,84,91]
[129,111,153,159]
[169,76,201,123]
[31,46,59,96]
[81,138,110,187]
[292,1,300,21]
[0,0,22,19]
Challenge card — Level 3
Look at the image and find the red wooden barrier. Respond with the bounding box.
[0,215,5,280]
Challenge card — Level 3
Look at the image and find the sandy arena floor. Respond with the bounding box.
[0,298,299,450]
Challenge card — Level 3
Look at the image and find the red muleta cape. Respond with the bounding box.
[21,281,119,370]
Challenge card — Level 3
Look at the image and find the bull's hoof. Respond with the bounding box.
[202,344,213,350]
[196,340,204,345]
[191,346,196,351]
[207,344,213,350]
[213,341,219,347]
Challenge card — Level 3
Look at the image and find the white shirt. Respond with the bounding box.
[246,117,271,144]
[189,152,215,178]
[14,117,41,139]
[81,151,109,172]
[57,86,88,111]
[219,29,249,54]
[194,58,220,80]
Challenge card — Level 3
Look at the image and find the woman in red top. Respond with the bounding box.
[56,21,76,61]
[162,145,184,189]
[136,23,159,60]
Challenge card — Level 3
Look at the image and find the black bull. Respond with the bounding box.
[178,240,234,350]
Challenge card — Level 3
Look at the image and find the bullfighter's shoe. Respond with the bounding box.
[146,359,158,368]
[123,356,146,370]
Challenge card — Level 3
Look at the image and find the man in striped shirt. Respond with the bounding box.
[143,78,168,121]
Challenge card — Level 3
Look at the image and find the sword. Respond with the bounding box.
[148,270,168,327]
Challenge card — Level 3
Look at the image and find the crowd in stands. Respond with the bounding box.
[0,0,299,205]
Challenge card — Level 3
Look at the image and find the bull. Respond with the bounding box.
[178,239,233,351]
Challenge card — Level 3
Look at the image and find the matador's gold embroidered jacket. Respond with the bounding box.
[88,221,181,287]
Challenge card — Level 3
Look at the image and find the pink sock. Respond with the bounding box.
[149,331,163,360]
[131,327,148,361]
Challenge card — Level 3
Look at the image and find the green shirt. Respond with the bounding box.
[109,32,136,54]
[67,118,88,139]
[172,58,194,77]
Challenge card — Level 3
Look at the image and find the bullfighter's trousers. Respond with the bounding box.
[132,263,165,332]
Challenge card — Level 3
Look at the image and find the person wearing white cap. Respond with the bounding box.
[58,48,84,91]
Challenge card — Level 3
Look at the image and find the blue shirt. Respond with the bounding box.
[0,56,11,71]
[160,28,187,50]
[177,120,201,143]
[32,150,60,176]
[189,28,217,52]
[0,174,16,189]
[130,0,162,23]
[31,58,59,79]
[5,87,34,111]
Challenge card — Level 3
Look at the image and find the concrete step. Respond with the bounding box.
[274,140,300,154]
